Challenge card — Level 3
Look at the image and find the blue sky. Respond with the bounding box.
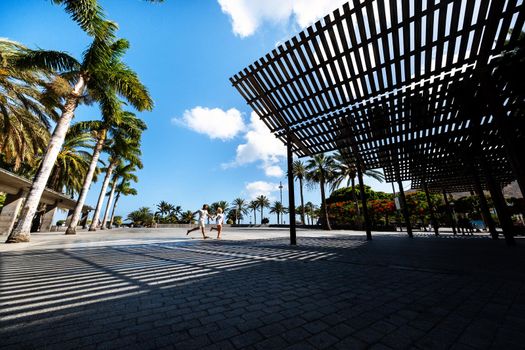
[1,0,400,223]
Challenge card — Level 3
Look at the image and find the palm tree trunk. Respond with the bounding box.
[299,178,305,224]
[351,177,360,215]
[66,130,106,235]
[260,207,263,224]
[320,178,332,230]
[109,190,121,228]
[6,76,86,243]
[253,209,256,224]
[89,162,115,231]
[101,179,117,230]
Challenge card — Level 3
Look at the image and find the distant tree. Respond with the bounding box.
[306,153,335,230]
[232,198,248,224]
[248,200,258,224]
[255,195,270,224]
[292,160,307,224]
[270,201,288,224]
[127,207,154,226]
[113,216,123,227]
[180,210,195,224]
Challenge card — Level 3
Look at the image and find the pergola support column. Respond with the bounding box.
[472,172,498,239]
[40,203,58,232]
[286,133,297,246]
[0,190,25,236]
[396,173,413,238]
[423,182,439,236]
[442,189,457,235]
[357,164,372,240]
[484,172,516,246]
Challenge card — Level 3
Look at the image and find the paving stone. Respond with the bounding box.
[2,233,525,350]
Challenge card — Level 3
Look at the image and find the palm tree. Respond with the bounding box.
[331,151,385,214]
[109,180,137,228]
[163,204,180,223]
[270,201,288,224]
[127,207,153,226]
[305,153,335,230]
[231,198,248,224]
[101,161,140,229]
[7,22,154,242]
[255,195,270,224]
[180,210,195,224]
[155,201,171,221]
[304,202,315,225]
[0,39,71,171]
[248,200,258,224]
[46,124,98,196]
[89,129,144,231]
[292,160,307,224]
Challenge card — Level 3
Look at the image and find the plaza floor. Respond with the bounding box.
[1,228,524,349]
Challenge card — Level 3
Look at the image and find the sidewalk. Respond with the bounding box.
[1,229,524,349]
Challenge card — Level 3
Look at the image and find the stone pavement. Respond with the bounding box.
[1,229,525,349]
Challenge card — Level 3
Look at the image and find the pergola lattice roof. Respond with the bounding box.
[230,0,525,192]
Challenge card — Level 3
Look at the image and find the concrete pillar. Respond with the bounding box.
[0,191,25,236]
[81,210,90,229]
[40,203,58,232]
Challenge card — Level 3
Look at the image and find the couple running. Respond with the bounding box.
[186,204,224,239]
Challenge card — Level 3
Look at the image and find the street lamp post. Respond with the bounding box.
[279,181,283,224]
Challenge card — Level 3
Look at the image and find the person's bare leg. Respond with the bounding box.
[217,225,222,239]
[201,226,208,239]
[187,227,199,235]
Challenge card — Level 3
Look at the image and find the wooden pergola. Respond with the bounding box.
[230,0,525,245]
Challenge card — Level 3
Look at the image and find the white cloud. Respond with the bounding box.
[173,106,245,141]
[218,0,347,37]
[244,181,281,200]
[265,165,284,177]
[222,111,286,177]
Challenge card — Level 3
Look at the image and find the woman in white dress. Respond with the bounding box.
[186,204,213,239]
[210,207,224,239]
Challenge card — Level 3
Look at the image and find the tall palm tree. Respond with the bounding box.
[305,153,335,230]
[7,32,153,242]
[231,198,248,224]
[255,195,270,224]
[108,180,137,228]
[89,130,144,231]
[248,200,258,224]
[292,160,306,224]
[101,161,140,229]
[270,201,288,224]
[65,40,151,234]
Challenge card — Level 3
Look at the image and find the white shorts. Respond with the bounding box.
[198,220,206,228]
